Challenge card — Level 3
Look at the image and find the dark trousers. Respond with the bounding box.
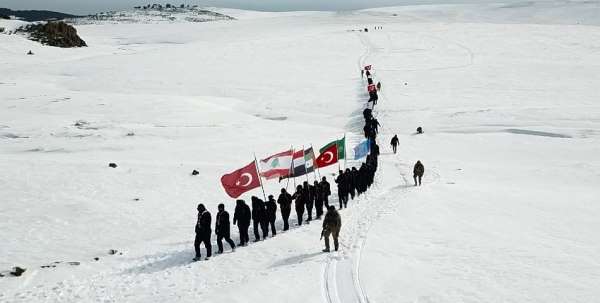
[306,202,313,221]
[217,234,235,253]
[194,233,211,258]
[296,209,304,226]
[267,219,276,236]
[281,210,290,230]
[238,224,249,246]
[323,196,329,209]
[414,174,422,186]
[315,199,323,218]
[253,220,267,240]
[392,145,397,154]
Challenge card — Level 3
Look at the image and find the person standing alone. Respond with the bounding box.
[321,206,342,252]
[390,135,399,154]
[413,160,425,186]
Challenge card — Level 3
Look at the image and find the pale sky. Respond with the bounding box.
[2,0,515,15]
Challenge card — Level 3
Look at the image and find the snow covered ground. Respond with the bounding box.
[1,1,600,302]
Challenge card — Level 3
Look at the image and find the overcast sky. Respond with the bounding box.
[2,0,509,15]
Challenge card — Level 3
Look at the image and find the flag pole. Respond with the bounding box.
[311,143,321,180]
[253,153,268,201]
[302,145,309,184]
[343,133,347,170]
[291,147,296,189]
[285,145,293,191]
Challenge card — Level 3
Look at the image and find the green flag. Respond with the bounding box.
[320,137,345,159]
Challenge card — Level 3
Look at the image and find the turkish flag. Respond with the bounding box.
[315,144,339,168]
[220,161,261,198]
[368,84,377,92]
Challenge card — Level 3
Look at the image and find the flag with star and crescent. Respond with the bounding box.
[315,143,339,168]
[220,161,261,198]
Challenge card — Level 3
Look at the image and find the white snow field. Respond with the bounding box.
[1,1,600,302]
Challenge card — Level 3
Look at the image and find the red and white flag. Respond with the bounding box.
[368,84,377,92]
[220,161,261,198]
[315,143,338,168]
[259,150,293,179]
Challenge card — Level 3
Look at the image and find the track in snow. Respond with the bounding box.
[322,31,409,303]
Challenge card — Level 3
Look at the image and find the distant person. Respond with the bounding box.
[361,69,364,78]
[321,206,342,252]
[193,203,212,261]
[292,185,305,226]
[233,199,251,246]
[265,195,277,236]
[215,203,235,254]
[417,126,423,134]
[277,188,293,231]
[390,135,399,154]
[27,50,34,55]
[376,81,381,91]
[413,160,425,186]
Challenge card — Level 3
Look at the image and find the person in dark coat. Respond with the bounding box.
[322,206,342,252]
[233,199,251,246]
[251,196,268,241]
[390,135,399,154]
[303,181,314,222]
[363,108,373,121]
[351,167,360,197]
[320,176,331,209]
[413,160,425,186]
[215,203,235,254]
[277,188,292,230]
[417,126,423,134]
[265,195,277,236]
[335,170,348,209]
[345,168,355,200]
[194,203,212,261]
[292,185,305,226]
[376,81,381,91]
[370,118,381,134]
[314,180,324,219]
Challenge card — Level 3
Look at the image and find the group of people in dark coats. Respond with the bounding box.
[290,177,332,226]
[192,64,426,260]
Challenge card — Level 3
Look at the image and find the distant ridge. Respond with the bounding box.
[0,8,80,22]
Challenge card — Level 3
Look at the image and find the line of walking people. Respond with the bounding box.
[192,66,386,261]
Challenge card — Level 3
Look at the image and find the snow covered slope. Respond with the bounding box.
[1,1,599,302]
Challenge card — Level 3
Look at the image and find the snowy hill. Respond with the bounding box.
[1,1,600,302]
[71,7,234,24]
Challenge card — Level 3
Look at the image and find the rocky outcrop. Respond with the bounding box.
[18,21,86,48]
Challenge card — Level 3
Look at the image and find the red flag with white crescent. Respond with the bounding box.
[368,84,377,92]
[315,143,339,168]
[220,161,261,198]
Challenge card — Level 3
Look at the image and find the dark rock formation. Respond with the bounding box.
[108,163,118,168]
[18,21,87,48]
